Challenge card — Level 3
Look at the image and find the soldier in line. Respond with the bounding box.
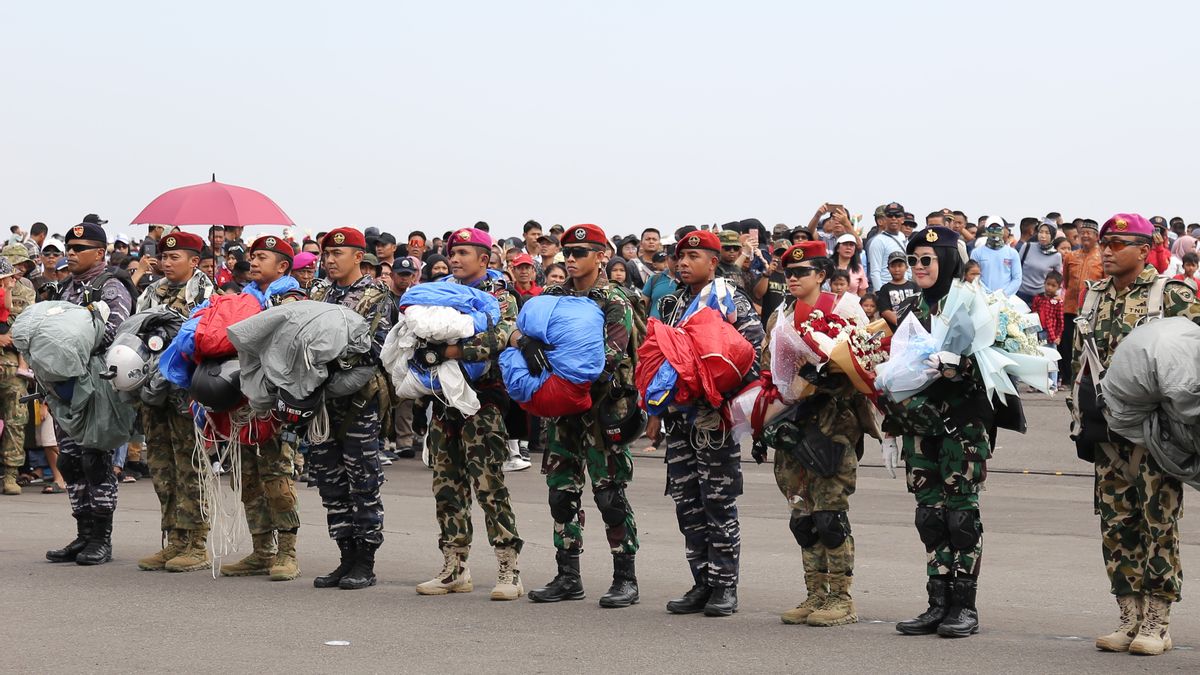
[523,223,641,608]
[219,236,307,582]
[756,241,876,627]
[132,232,215,573]
[307,227,393,590]
[415,227,524,601]
[1072,213,1200,656]
[649,228,764,617]
[0,258,29,496]
[45,219,133,566]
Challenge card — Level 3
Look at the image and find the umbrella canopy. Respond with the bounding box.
[131,176,294,228]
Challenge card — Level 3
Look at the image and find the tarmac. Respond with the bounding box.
[4,395,1199,673]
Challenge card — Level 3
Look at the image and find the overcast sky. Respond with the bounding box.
[3,1,1197,242]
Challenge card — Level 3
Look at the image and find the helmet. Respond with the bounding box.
[276,387,324,425]
[599,392,647,447]
[104,334,151,392]
[190,358,243,412]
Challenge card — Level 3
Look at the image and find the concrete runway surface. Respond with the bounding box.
[4,397,1198,674]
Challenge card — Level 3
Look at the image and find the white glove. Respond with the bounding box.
[881,437,899,478]
[924,351,962,377]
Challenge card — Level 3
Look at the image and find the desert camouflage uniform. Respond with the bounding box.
[542,272,638,555]
[1073,266,1200,601]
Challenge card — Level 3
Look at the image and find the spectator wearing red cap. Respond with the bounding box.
[648,225,764,617]
[305,226,394,591]
[510,252,542,302]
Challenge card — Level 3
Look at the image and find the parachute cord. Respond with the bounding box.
[306,405,330,445]
[194,413,249,579]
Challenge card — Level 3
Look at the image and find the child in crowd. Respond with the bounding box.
[859,293,879,321]
[1173,252,1200,290]
[876,252,920,328]
[963,260,982,285]
[1054,236,1072,258]
[1031,270,1064,389]
[828,269,851,302]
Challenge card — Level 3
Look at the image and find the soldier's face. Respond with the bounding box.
[675,249,717,286]
[161,250,198,283]
[910,246,940,289]
[564,245,600,279]
[449,247,487,281]
[249,250,287,284]
[1100,237,1149,276]
[323,246,364,284]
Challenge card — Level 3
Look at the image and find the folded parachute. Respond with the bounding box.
[635,307,756,416]
[499,295,605,418]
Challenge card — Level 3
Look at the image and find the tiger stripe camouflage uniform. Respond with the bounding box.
[1072,266,1200,605]
[660,283,763,591]
[543,271,639,559]
[308,275,392,548]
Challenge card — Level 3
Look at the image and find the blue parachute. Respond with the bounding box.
[500,295,605,403]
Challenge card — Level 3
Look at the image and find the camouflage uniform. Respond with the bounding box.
[659,283,764,589]
[543,272,638,556]
[1073,266,1200,602]
[0,282,29,485]
[308,275,392,546]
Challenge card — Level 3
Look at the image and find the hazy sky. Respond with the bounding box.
[4,1,1198,242]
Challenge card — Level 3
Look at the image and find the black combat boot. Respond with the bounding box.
[339,540,378,590]
[703,586,738,617]
[937,576,980,638]
[75,513,113,566]
[896,576,951,635]
[598,553,639,608]
[666,583,712,614]
[314,538,356,588]
[528,550,585,602]
[46,514,91,563]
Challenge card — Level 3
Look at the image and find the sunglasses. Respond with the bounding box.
[722,245,742,251]
[67,244,104,254]
[885,212,905,218]
[1099,237,1148,252]
[562,246,597,259]
[783,266,819,279]
[907,254,935,268]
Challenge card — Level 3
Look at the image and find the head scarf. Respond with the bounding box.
[421,254,449,282]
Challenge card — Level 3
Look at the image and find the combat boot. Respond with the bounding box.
[897,576,951,635]
[703,586,738,617]
[528,550,585,603]
[666,583,712,614]
[138,530,187,571]
[937,576,979,638]
[166,527,211,572]
[46,514,91,563]
[339,540,378,590]
[490,546,523,601]
[313,538,355,588]
[782,569,828,624]
[269,530,301,581]
[1095,595,1142,652]
[416,546,473,595]
[1128,596,1173,655]
[598,553,639,608]
[2,467,20,495]
[75,512,113,566]
[808,573,858,626]
[220,532,278,577]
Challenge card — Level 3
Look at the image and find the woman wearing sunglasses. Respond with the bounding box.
[886,225,990,639]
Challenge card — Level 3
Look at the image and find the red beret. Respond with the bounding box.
[561,224,608,248]
[781,241,828,265]
[322,227,366,250]
[675,229,722,255]
[250,235,295,260]
[159,231,205,254]
[447,227,493,251]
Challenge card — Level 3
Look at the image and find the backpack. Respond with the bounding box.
[59,269,138,309]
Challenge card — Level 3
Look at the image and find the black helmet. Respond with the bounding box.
[276,387,324,424]
[190,358,243,412]
[599,393,647,447]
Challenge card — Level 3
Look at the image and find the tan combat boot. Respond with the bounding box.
[1095,594,1142,652]
[416,546,473,595]
[490,546,524,601]
[166,527,211,572]
[781,569,827,625]
[2,467,20,495]
[808,573,858,626]
[219,532,278,576]
[1129,596,1173,655]
[138,530,187,571]
[269,531,301,581]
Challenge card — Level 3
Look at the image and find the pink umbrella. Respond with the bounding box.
[131,175,294,227]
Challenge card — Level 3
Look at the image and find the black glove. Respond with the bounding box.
[413,341,448,369]
[518,336,554,377]
[751,439,768,465]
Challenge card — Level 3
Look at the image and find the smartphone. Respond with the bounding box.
[826,204,845,215]
[747,229,759,248]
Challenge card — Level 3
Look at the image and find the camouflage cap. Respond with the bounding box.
[718,229,741,247]
[0,257,13,279]
[2,243,32,266]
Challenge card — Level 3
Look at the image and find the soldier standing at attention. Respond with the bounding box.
[133,232,215,573]
[45,218,132,566]
[218,235,307,582]
[523,223,641,608]
[649,228,764,617]
[1072,213,1200,656]
[415,227,525,601]
[307,227,393,590]
[755,241,875,627]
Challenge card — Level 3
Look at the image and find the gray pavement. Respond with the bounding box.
[5,397,1199,674]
